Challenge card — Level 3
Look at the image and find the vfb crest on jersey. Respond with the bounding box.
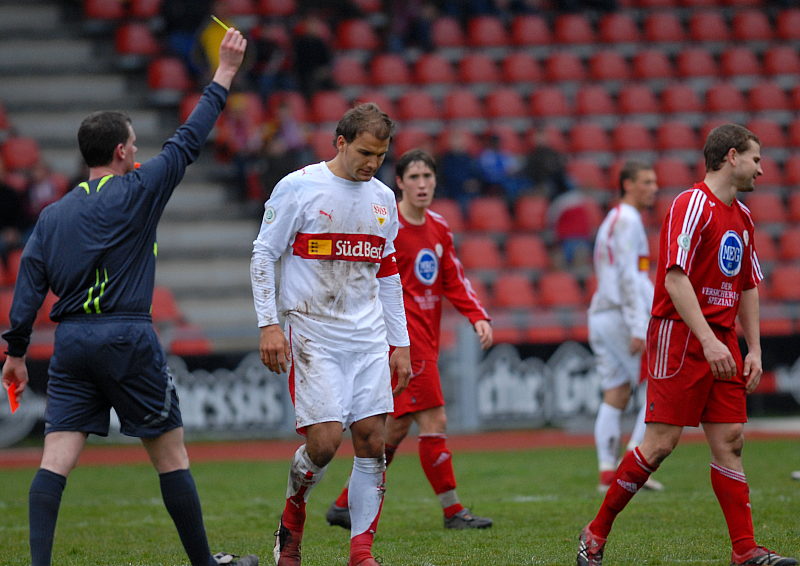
[372,203,388,226]
[414,248,439,285]
[718,230,743,277]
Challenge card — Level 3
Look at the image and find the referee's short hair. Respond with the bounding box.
[618,160,652,196]
[78,111,132,168]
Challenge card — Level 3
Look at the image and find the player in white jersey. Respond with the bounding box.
[250,103,411,566]
[588,161,662,492]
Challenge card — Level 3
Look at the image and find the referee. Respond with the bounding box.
[1,29,256,566]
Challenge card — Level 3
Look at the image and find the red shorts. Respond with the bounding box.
[391,358,445,418]
[644,317,747,427]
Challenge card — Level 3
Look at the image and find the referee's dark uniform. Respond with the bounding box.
[2,82,227,437]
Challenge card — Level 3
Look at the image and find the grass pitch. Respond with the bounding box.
[1,438,798,565]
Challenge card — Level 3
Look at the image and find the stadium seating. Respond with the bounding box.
[544,51,586,82]
[513,195,549,232]
[618,84,660,115]
[537,271,584,308]
[643,11,685,43]
[466,197,512,233]
[763,45,800,76]
[397,89,439,122]
[431,16,466,49]
[656,120,699,151]
[332,56,369,87]
[414,53,456,85]
[457,235,503,271]
[114,22,160,68]
[442,88,484,121]
[510,14,551,46]
[309,91,349,123]
[660,83,704,114]
[485,88,528,119]
[632,50,674,80]
[749,82,791,112]
[688,10,730,42]
[676,47,719,79]
[459,53,499,84]
[501,52,541,83]
[151,286,183,325]
[147,57,191,105]
[1,137,40,171]
[575,85,616,116]
[705,82,748,113]
[467,16,507,48]
[612,121,655,152]
[370,54,411,86]
[492,273,537,308]
[554,13,595,44]
[257,0,297,17]
[768,265,800,302]
[429,198,464,233]
[505,235,550,272]
[570,122,611,153]
[530,87,571,117]
[335,19,379,51]
[588,50,630,82]
[778,228,800,263]
[598,12,640,43]
[720,46,761,78]
[732,9,773,42]
[776,8,800,41]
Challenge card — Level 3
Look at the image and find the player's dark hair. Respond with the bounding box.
[396,149,437,179]
[618,160,652,196]
[78,111,132,167]
[334,103,395,147]
[704,124,760,172]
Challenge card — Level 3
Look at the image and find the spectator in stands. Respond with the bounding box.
[475,133,524,202]
[261,100,311,202]
[549,188,598,272]
[437,130,481,213]
[386,0,436,53]
[0,160,27,273]
[25,160,64,222]
[521,128,574,199]
[160,0,213,81]
[215,94,267,202]
[247,23,293,102]
[292,16,335,97]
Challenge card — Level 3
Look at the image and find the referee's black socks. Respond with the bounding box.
[29,468,67,566]
[159,469,217,566]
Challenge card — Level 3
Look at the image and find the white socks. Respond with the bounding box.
[348,456,386,537]
[595,402,623,471]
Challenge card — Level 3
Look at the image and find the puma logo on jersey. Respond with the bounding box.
[319,210,333,221]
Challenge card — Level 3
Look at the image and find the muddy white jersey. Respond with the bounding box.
[251,161,407,352]
[589,202,654,340]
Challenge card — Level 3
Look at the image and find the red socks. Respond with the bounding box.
[418,434,462,518]
[710,463,755,555]
[590,447,656,539]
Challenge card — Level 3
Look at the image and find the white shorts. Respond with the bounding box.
[588,309,643,392]
[288,327,393,431]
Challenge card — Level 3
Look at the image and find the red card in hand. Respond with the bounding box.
[7,383,19,414]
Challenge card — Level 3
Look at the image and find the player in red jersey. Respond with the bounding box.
[326,149,494,530]
[577,124,797,566]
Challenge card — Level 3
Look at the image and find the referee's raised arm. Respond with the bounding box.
[211,27,247,92]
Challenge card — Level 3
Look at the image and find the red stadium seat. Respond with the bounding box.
[688,10,730,42]
[222,0,257,16]
[511,14,551,46]
[335,19,379,51]
[656,120,699,151]
[429,198,464,233]
[789,118,800,147]
[84,0,125,21]
[778,228,800,262]
[554,13,595,44]
[776,8,800,41]
[493,273,537,308]
[467,16,506,47]
[588,50,630,82]
[431,16,465,48]
[618,84,659,115]
[598,12,640,43]
[513,195,549,231]
[466,196,512,232]
[763,45,800,76]
[575,85,616,116]
[310,91,349,123]
[392,127,433,157]
[720,46,761,78]
[147,57,191,103]
[643,12,685,43]
[632,50,674,80]
[151,286,182,325]
[175,92,199,122]
[746,118,786,149]
[355,90,396,117]
[754,156,783,189]
[2,249,22,286]
[768,265,800,302]
[351,0,381,13]
[309,127,336,160]
[457,235,503,271]
[169,323,212,356]
[0,288,12,326]
[505,235,550,271]
[538,271,584,308]
[732,9,773,41]
[567,158,608,190]
[266,90,307,123]
[1,137,40,171]
[544,51,586,82]
[397,89,439,121]
[785,156,800,189]
[459,53,499,84]
[611,121,655,152]
[654,157,694,190]
[435,128,481,157]
[754,231,778,264]
[130,0,162,19]
[661,84,704,114]
[442,88,483,120]
[530,87,571,117]
[748,82,791,112]
[485,88,527,119]
[570,122,611,153]
[488,125,525,154]
[742,191,785,223]
[332,56,369,87]
[115,22,160,61]
[705,83,747,113]
[370,54,410,86]
[414,53,456,85]
[501,52,541,83]
[676,47,719,78]
[257,0,296,16]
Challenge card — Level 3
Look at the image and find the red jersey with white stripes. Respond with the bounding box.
[397,209,489,361]
[651,182,762,329]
